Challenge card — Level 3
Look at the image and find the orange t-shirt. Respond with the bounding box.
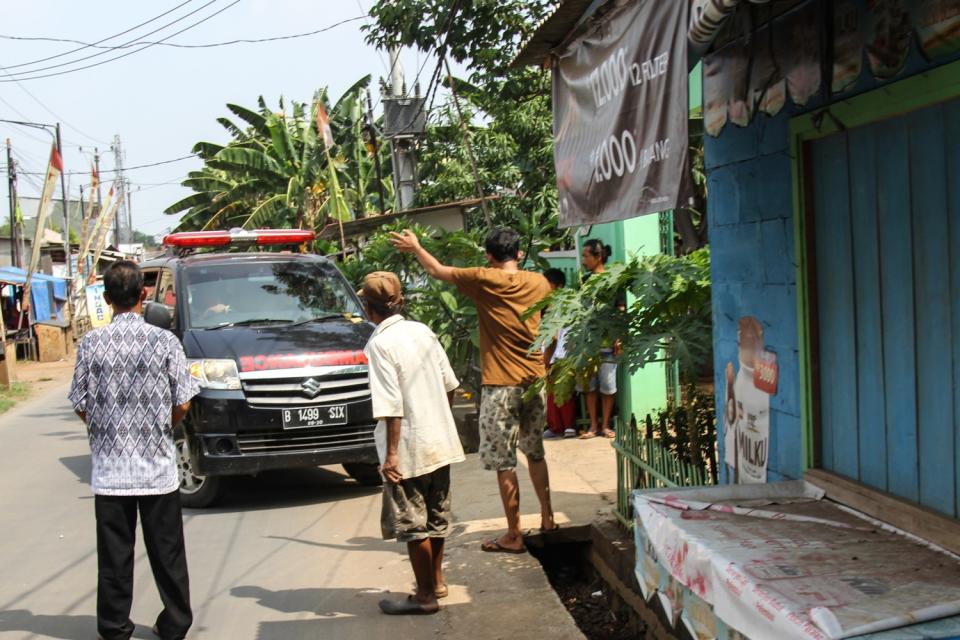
[450,267,551,387]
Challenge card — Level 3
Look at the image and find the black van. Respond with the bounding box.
[140,229,380,507]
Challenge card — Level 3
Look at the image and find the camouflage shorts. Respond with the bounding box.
[381,465,452,542]
[478,385,547,471]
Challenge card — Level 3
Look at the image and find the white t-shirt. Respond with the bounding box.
[364,315,465,478]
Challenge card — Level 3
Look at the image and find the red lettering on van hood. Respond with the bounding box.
[239,350,367,372]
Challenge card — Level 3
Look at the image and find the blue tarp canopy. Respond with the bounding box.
[0,267,68,322]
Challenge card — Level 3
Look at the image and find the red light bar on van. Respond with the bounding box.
[163,229,316,248]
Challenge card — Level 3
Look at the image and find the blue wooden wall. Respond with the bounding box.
[810,99,960,518]
[705,16,960,490]
[706,110,803,483]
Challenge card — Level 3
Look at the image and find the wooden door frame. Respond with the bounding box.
[790,60,960,473]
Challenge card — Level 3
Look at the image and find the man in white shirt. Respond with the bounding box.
[359,271,465,615]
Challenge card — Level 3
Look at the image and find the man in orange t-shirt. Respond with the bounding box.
[390,227,556,554]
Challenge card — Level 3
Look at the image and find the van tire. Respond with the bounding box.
[175,431,223,508]
[343,462,383,487]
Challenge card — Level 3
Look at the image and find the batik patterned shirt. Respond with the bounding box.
[68,312,199,496]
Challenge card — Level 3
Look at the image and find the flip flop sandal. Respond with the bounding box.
[481,538,527,554]
[579,431,598,439]
[435,585,449,599]
[602,429,616,439]
[378,595,440,615]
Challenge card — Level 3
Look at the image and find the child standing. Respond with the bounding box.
[543,268,577,439]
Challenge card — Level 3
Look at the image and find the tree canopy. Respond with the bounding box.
[166,77,393,233]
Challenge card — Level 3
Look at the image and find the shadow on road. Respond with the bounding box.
[59,455,92,486]
[231,585,460,639]
[0,609,154,640]
[193,466,381,514]
[23,410,80,423]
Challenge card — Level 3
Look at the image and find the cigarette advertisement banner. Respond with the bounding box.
[552,0,691,228]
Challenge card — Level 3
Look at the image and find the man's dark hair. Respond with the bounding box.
[366,300,400,318]
[484,227,521,263]
[584,238,612,264]
[103,260,144,309]
[544,268,566,288]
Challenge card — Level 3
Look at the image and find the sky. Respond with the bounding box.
[0,0,449,237]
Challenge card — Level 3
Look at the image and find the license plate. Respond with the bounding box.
[281,405,347,429]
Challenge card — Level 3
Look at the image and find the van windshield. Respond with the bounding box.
[184,260,363,329]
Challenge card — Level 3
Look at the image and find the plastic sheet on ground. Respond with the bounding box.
[632,482,960,640]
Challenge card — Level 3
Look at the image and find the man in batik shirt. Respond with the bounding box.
[69,260,199,640]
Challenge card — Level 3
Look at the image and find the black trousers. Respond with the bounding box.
[94,490,192,640]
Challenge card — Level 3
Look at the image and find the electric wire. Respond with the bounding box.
[1,0,195,70]
[0,16,366,51]
[0,74,106,144]
[0,0,220,78]
[1,0,241,82]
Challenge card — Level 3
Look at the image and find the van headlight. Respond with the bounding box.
[188,359,241,390]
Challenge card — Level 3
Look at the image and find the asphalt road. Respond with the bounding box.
[0,383,465,640]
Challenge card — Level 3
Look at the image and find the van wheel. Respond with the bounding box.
[343,462,383,487]
[175,433,222,508]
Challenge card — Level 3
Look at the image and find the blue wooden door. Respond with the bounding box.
[810,96,960,519]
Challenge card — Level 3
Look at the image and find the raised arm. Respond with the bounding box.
[389,230,456,283]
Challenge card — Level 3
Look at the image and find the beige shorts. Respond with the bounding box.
[478,385,547,471]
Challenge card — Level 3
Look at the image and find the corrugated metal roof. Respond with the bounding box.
[512,0,601,68]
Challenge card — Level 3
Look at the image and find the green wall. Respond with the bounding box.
[578,215,668,423]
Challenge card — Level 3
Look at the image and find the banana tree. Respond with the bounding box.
[167,78,394,232]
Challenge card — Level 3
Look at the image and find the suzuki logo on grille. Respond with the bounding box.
[301,377,323,398]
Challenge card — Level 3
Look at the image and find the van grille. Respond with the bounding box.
[237,423,377,454]
[241,369,370,408]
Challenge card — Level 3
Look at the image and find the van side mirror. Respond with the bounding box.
[144,301,174,330]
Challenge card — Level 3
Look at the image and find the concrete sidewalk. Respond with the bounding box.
[420,435,618,639]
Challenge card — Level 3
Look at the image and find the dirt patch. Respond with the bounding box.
[3,356,76,410]
[529,541,640,640]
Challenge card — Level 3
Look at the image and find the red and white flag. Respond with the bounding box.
[315,102,335,149]
[22,144,63,314]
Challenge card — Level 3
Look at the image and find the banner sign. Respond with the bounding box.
[552,0,691,228]
[85,283,112,328]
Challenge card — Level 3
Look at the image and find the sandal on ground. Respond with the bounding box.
[602,429,616,439]
[435,584,449,599]
[379,595,440,615]
[481,538,527,554]
[578,430,598,439]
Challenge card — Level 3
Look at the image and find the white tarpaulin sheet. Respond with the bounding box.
[633,482,960,640]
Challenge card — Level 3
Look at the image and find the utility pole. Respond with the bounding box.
[365,90,387,216]
[111,135,130,247]
[55,123,72,279]
[94,148,102,216]
[382,47,425,211]
[6,138,19,268]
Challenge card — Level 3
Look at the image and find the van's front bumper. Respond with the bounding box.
[184,389,378,476]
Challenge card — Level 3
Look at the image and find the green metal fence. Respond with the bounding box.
[612,413,717,529]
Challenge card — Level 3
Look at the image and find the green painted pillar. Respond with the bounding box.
[577,214,667,425]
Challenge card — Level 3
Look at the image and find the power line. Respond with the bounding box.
[0,16,367,51]
[8,153,197,177]
[1,0,195,70]
[0,75,106,144]
[1,0,220,78]
[1,0,240,82]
